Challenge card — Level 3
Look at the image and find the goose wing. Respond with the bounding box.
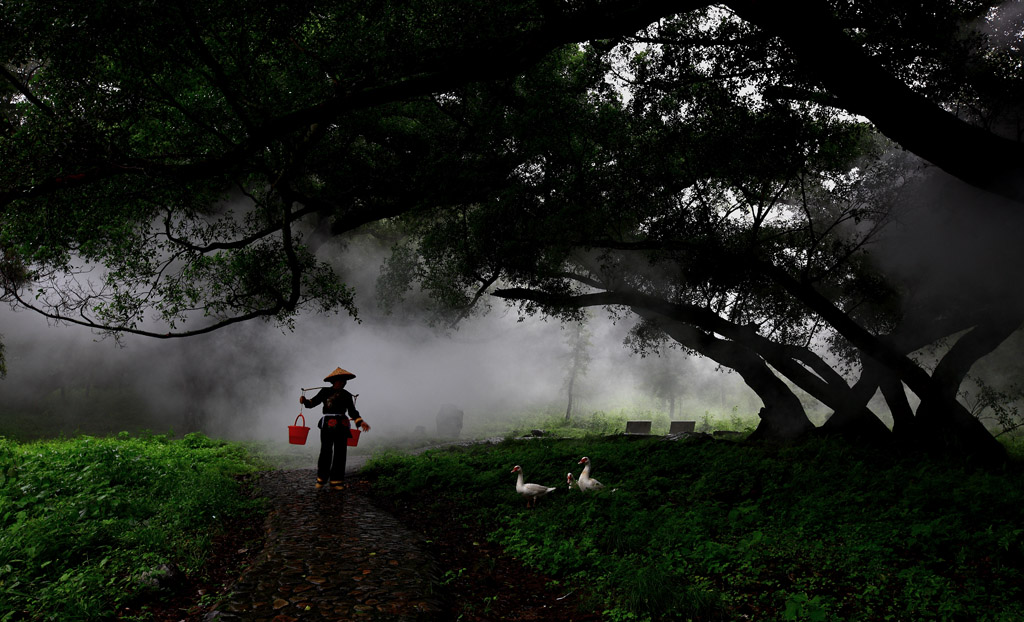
[520,482,555,496]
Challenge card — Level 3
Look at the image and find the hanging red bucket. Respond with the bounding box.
[288,413,310,445]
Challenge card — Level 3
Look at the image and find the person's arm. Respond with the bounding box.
[346,393,370,432]
[301,388,328,408]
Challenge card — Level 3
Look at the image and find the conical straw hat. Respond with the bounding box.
[324,367,356,382]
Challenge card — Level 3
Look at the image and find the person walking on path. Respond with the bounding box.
[300,367,371,490]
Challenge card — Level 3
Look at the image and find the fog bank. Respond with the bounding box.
[0,293,758,444]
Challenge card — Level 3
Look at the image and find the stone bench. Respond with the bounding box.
[624,420,652,435]
[668,420,696,434]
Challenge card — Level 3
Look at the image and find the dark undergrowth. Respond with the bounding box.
[362,434,1024,622]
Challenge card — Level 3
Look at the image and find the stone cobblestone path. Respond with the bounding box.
[205,465,444,622]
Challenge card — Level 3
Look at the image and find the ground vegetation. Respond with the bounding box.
[364,433,1024,621]
[4,426,1024,621]
[0,432,264,620]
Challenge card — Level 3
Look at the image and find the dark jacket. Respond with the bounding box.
[304,387,360,428]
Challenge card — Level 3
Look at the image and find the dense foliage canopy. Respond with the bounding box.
[2,0,1023,455]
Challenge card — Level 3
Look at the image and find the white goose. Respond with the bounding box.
[567,472,579,491]
[576,456,605,492]
[511,465,556,508]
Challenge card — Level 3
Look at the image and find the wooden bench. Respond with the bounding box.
[668,420,696,434]
[624,420,652,435]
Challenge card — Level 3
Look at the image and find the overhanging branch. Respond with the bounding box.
[4,284,287,339]
[494,285,852,399]
[727,0,1024,204]
[1,0,709,208]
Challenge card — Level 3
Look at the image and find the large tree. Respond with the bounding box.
[2,1,1022,458]
[380,5,1022,458]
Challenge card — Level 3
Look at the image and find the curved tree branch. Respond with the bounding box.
[0,65,56,119]
[727,0,1024,204]
[494,285,858,410]
[4,284,287,339]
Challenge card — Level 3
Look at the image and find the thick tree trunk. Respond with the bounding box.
[910,399,1004,462]
[879,370,915,438]
[763,265,1019,461]
[748,397,814,442]
[818,357,892,443]
[645,312,814,441]
[620,290,887,441]
[907,315,1022,461]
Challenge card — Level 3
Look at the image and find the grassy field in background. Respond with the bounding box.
[249,405,761,468]
[363,432,1024,622]
[0,433,264,621]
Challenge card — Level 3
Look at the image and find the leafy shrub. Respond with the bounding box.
[0,433,264,621]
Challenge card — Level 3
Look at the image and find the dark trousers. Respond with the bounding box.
[317,416,350,482]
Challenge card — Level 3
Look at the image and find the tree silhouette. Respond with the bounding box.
[2,1,1021,459]
[562,316,592,421]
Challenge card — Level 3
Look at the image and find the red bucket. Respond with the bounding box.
[288,413,310,445]
[348,428,360,447]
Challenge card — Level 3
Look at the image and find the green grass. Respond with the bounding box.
[463,407,761,440]
[6,413,1022,621]
[362,433,1024,622]
[0,432,265,621]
